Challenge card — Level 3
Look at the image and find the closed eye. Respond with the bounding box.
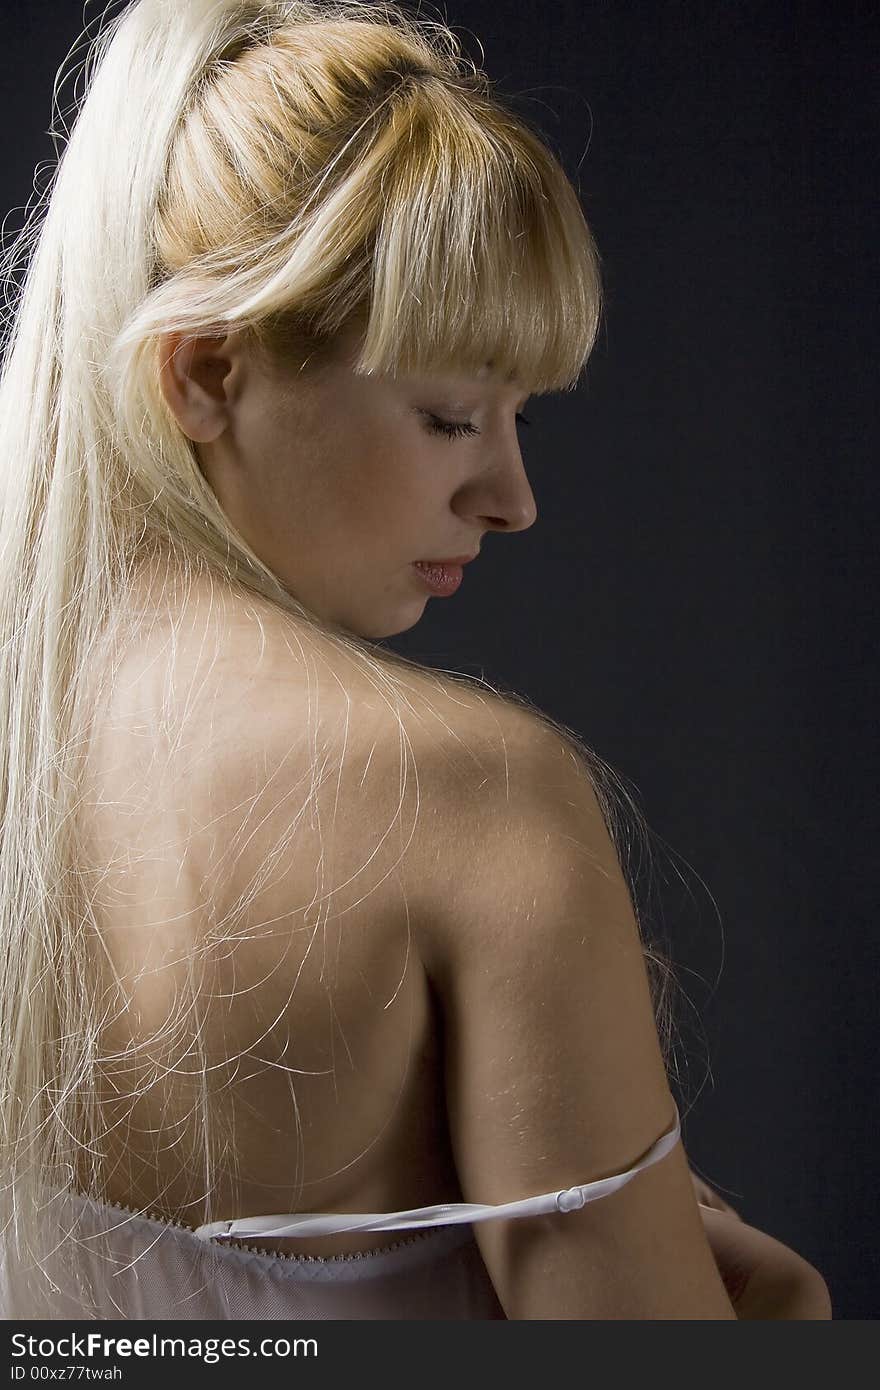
[420,411,532,440]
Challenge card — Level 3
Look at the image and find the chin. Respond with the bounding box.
[362,617,422,641]
[351,604,427,642]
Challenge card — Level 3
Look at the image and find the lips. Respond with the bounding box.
[412,560,465,596]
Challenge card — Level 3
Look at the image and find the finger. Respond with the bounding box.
[691,1173,744,1220]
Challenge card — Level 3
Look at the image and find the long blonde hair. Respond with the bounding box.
[0,0,688,1311]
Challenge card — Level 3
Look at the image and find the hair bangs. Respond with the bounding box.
[352,86,603,394]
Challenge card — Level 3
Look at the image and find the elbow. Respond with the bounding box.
[780,1266,833,1320]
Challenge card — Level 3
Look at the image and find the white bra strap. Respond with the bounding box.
[193,1103,682,1242]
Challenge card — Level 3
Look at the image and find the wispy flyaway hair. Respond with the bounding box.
[0,0,689,1314]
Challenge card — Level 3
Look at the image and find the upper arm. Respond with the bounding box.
[417,706,737,1319]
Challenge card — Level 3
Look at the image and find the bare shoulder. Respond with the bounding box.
[389,677,615,980]
[205,625,594,962]
[373,672,738,1319]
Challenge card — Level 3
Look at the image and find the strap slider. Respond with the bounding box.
[556,1187,585,1213]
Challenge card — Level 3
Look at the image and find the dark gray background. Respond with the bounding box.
[2,1,875,1318]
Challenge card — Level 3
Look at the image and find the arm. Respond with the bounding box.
[416,708,740,1319]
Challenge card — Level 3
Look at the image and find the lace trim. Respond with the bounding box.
[68,1191,449,1265]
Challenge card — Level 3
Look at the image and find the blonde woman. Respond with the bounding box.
[0,0,830,1319]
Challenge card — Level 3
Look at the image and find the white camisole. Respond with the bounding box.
[0,1106,681,1320]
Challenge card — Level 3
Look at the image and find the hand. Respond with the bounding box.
[696,1204,833,1319]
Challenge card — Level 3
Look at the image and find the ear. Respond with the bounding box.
[157,331,244,444]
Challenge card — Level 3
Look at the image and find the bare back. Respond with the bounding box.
[73,564,478,1259]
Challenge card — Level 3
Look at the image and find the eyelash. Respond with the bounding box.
[422,412,532,439]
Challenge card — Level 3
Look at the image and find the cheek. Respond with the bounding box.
[336,441,435,526]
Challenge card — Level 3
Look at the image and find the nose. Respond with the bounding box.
[464,437,538,536]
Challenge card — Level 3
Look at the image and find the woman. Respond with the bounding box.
[0,0,830,1318]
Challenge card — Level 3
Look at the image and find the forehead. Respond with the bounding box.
[478,360,519,385]
[419,360,519,392]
